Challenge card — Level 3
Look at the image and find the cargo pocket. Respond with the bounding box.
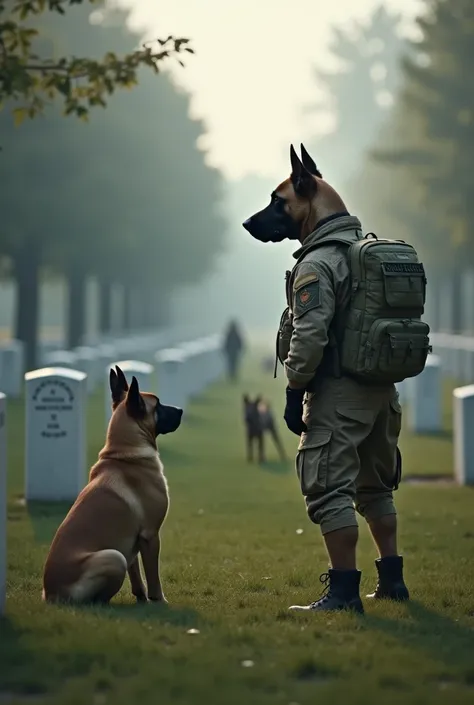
[296,428,332,495]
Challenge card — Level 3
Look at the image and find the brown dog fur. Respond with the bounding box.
[276,144,348,243]
[42,368,180,605]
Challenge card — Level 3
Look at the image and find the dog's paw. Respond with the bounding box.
[148,594,168,604]
[134,594,149,603]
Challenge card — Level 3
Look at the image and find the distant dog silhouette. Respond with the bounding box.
[242,394,287,464]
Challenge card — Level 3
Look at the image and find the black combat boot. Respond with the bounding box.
[367,555,409,601]
[289,569,364,614]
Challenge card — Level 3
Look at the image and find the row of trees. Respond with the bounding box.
[305,0,473,330]
[352,0,474,330]
[304,4,408,190]
[1,1,227,369]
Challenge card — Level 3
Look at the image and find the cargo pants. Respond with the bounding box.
[297,375,402,535]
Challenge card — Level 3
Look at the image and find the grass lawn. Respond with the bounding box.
[1,355,474,705]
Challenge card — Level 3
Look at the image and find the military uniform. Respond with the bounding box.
[278,214,401,536]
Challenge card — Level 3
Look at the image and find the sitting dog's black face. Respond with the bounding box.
[109,366,183,437]
[154,400,183,436]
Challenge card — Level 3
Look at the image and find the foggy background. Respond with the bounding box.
[1,0,470,367]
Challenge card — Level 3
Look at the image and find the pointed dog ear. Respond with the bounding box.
[115,365,129,392]
[300,143,322,178]
[125,376,147,420]
[290,144,317,199]
[110,366,128,408]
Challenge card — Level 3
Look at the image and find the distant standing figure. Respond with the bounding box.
[223,320,245,381]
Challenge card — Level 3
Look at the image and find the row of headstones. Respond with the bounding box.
[0,327,204,398]
[397,334,474,486]
[0,334,225,614]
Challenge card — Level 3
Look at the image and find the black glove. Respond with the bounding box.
[284,386,307,436]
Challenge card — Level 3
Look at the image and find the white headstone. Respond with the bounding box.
[395,378,411,406]
[199,334,224,387]
[24,368,87,502]
[438,278,454,333]
[155,348,188,410]
[464,348,474,384]
[74,346,99,394]
[96,343,118,371]
[44,350,79,370]
[453,384,474,486]
[180,340,206,398]
[458,347,474,384]
[407,354,442,434]
[0,393,6,614]
[0,340,24,398]
[104,360,155,425]
[454,345,466,382]
[39,341,63,366]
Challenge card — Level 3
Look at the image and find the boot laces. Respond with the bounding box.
[310,572,331,608]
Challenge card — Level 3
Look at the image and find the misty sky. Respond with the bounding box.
[109,0,424,181]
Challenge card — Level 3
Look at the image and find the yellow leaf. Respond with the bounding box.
[12,107,28,127]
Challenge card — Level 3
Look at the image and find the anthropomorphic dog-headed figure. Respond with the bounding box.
[242,144,409,614]
[243,394,287,464]
[42,367,182,605]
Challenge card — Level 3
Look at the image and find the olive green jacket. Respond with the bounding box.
[284,215,363,388]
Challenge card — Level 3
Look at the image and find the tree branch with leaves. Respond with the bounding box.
[0,0,194,124]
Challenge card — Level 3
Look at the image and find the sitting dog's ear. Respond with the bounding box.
[115,365,129,392]
[243,394,250,404]
[110,366,128,408]
[126,376,147,420]
[290,144,317,200]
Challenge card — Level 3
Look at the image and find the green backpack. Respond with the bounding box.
[295,232,431,384]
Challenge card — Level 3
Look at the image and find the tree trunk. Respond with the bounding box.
[151,289,168,329]
[122,284,132,332]
[13,243,40,372]
[66,264,86,349]
[142,286,153,330]
[99,279,112,334]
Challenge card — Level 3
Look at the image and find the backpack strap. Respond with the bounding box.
[293,235,356,267]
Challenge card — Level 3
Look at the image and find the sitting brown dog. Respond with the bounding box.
[243,394,287,464]
[42,366,183,605]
